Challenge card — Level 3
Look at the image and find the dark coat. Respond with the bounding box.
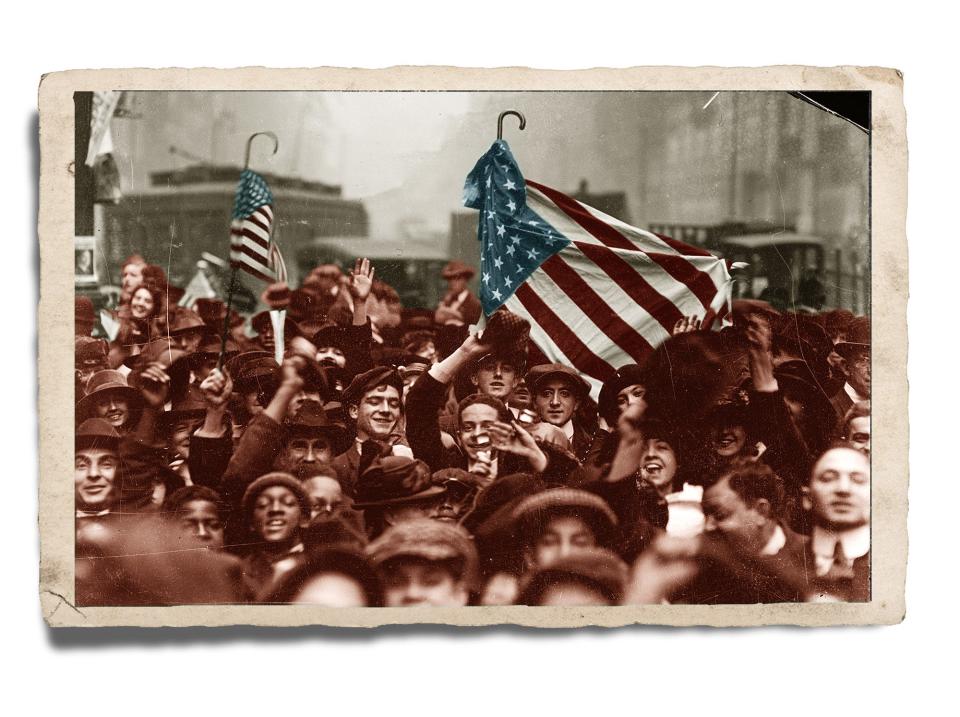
[830,387,854,424]
[206,412,285,552]
[805,541,870,602]
[673,524,814,604]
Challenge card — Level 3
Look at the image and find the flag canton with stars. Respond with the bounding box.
[463,140,570,315]
[232,169,275,219]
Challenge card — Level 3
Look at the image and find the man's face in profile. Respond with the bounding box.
[702,476,770,554]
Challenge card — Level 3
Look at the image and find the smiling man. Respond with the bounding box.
[240,472,312,600]
[331,366,406,491]
[75,418,122,517]
[406,331,578,485]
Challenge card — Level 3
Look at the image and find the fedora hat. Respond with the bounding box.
[283,402,352,456]
[834,316,870,358]
[352,456,442,509]
[75,417,122,451]
[441,260,475,280]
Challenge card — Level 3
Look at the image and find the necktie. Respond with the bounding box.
[826,540,855,580]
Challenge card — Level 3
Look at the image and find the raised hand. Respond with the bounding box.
[349,257,375,302]
[199,368,233,410]
[138,361,171,408]
[280,355,306,392]
[673,315,702,335]
[488,420,547,472]
[744,313,772,354]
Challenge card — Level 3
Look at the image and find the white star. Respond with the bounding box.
[504,178,517,191]
[493,257,503,269]
[482,272,490,285]
[528,220,538,226]
[510,235,521,245]
[506,200,516,212]
[516,265,525,275]
[504,276,513,288]
[506,245,515,256]
[485,176,491,188]
[496,224,506,237]
[527,248,538,260]
[491,288,502,301]
[544,234,556,244]
[486,210,495,219]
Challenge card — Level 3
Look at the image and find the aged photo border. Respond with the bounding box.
[38,65,907,627]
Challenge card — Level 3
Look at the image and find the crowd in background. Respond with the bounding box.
[74,252,871,607]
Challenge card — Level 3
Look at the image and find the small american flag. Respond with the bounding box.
[464,140,733,399]
[229,169,285,283]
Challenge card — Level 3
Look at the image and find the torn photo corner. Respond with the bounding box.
[38,66,907,628]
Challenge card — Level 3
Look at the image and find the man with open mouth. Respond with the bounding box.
[240,472,312,601]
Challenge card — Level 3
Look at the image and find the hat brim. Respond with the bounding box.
[76,385,143,422]
[512,494,618,545]
[529,369,590,397]
[284,423,352,456]
[352,484,447,510]
[834,341,870,358]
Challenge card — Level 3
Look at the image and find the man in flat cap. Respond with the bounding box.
[434,260,481,328]
[518,548,629,606]
[239,472,312,600]
[332,365,407,491]
[366,518,478,607]
[526,363,596,462]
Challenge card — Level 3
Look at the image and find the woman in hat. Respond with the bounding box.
[76,369,144,435]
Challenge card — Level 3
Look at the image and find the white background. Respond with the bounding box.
[4,3,955,714]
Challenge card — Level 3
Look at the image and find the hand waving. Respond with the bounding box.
[349,257,375,302]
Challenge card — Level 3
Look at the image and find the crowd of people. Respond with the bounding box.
[74,252,872,607]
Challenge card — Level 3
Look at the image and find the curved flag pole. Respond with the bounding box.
[497,110,526,140]
[218,132,280,371]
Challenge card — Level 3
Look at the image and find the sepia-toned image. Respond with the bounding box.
[38,67,907,627]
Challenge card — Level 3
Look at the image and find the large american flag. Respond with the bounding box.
[464,140,733,399]
[229,169,285,283]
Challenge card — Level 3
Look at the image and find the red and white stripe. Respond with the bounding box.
[229,204,277,283]
[506,180,732,398]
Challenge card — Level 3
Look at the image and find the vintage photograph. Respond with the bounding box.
[40,68,906,626]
